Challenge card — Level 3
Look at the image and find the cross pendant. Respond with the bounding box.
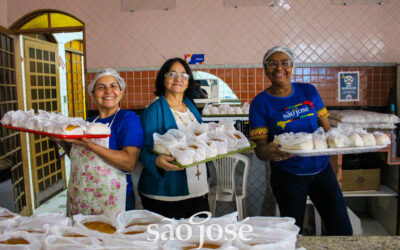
[195,166,201,180]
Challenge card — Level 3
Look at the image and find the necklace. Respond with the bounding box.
[166,99,193,127]
[93,108,120,128]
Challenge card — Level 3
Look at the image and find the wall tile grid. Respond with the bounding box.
[86,66,396,110]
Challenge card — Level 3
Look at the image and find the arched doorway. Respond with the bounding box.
[9,10,86,212]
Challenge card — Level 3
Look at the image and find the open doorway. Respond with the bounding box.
[7,10,86,212]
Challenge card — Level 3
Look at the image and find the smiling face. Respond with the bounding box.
[264,51,293,88]
[93,75,123,111]
[164,62,189,95]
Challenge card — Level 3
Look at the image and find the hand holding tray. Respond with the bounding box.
[2,124,111,139]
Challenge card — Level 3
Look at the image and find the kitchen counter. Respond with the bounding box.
[297,236,400,249]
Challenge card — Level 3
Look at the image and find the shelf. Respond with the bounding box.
[343,185,398,197]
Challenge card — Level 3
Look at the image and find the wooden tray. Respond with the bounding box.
[1,124,111,139]
[154,142,256,168]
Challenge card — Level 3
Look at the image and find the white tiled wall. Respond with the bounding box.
[4,0,400,70]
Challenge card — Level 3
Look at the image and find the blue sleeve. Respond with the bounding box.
[117,111,144,150]
[249,96,269,141]
[139,105,164,180]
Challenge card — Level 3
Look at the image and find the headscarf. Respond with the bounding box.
[263,46,295,66]
[88,68,126,96]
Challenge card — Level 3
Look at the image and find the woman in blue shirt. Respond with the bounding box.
[59,68,143,217]
[249,46,352,235]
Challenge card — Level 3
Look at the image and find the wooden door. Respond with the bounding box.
[0,30,32,215]
[65,40,85,119]
[23,37,65,207]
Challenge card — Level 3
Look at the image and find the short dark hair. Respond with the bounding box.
[154,58,195,98]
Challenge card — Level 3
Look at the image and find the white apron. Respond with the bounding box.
[67,110,126,218]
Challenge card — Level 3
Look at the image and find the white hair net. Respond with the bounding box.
[88,68,126,96]
[263,46,295,65]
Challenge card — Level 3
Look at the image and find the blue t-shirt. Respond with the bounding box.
[88,109,144,195]
[249,83,329,175]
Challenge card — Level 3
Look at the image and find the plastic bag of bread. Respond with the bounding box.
[211,106,220,115]
[117,209,167,232]
[53,122,85,135]
[326,128,350,148]
[73,214,118,239]
[116,210,170,241]
[359,132,376,146]
[207,122,226,138]
[0,207,21,233]
[233,227,297,250]
[373,132,391,145]
[169,143,196,165]
[11,213,71,241]
[181,122,208,143]
[227,130,250,150]
[208,136,229,155]
[0,208,20,222]
[197,140,219,158]
[164,238,236,250]
[234,106,243,115]
[242,102,250,114]
[278,132,313,150]
[49,225,92,238]
[218,119,236,134]
[312,127,328,150]
[218,104,229,115]
[42,235,103,250]
[202,104,212,116]
[153,133,177,155]
[85,122,110,135]
[187,141,207,162]
[227,106,236,115]
[153,129,186,155]
[0,231,41,250]
[347,131,364,147]
[103,237,160,250]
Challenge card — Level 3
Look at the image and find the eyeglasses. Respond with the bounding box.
[165,72,190,80]
[265,60,292,69]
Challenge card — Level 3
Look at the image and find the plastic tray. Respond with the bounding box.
[154,142,256,168]
[1,124,111,139]
[280,144,389,157]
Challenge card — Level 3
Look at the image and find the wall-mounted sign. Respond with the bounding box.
[185,54,204,64]
[338,71,359,102]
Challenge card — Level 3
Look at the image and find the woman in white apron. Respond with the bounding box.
[60,68,143,218]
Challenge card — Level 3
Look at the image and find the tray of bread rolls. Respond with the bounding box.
[275,127,390,157]
[152,119,256,168]
[280,145,388,157]
[153,142,256,168]
[1,124,111,139]
[1,110,111,139]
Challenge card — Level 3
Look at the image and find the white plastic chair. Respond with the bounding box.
[208,153,250,221]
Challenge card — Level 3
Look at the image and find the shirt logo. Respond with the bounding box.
[276,101,314,130]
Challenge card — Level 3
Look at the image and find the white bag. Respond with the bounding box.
[312,127,328,149]
[0,231,41,250]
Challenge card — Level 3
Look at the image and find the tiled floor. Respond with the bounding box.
[33,189,67,215]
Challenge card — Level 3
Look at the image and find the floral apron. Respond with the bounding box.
[67,111,126,218]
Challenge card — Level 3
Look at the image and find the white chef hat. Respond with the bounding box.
[263,46,295,65]
[88,68,126,96]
